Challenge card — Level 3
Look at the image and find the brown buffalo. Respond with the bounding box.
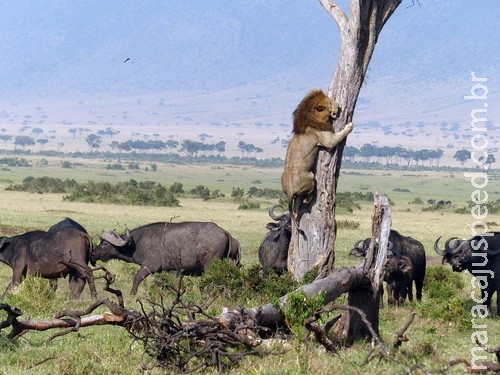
[0,228,96,299]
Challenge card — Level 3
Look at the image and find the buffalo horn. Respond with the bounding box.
[268,204,287,221]
[353,239,364,249]
[433,236,447,256]
[445,237,463,255]
[100,230,128,247]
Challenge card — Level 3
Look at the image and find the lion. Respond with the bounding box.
[281,89,353,229]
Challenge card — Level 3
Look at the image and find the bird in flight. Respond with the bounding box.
[124,58,130,63]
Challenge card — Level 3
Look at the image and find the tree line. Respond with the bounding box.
[1,131,496,170]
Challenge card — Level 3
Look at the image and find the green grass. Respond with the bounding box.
[0,156,499,374]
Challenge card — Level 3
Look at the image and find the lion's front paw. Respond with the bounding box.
[344,122,353,133]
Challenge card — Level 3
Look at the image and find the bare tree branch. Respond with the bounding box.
[319,0,348,34]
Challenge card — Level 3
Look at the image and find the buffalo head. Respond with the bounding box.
[434,234,500,272]
[92,229,133,262]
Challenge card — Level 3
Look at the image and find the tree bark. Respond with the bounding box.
[331,192,391,341]
[288,0,402,280]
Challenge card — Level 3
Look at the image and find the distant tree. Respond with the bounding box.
[479,153,496,167]
[453,149,471,165]
[198,133,212,142]
[86,134,102,152]
[397,148,414,166]
[214,141,226,156]
[0,134,12,147]
[14,135,35,149]
[343,146,359,162]
[485,153,496,166]
[166,139,179,153]
[148,140,166,153]
[57,142,64,151]
[359,143,377,162]
[430,149,444,167]
[68,128,78,138]
[413,149,431,166]
[97,127,120,138]
[110,140,120,151]
[31,127,44,137]
[36,138,49,150]
[237,141,261,156]
[180,139,203,157]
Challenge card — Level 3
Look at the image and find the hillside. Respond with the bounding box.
[0,1,498,161]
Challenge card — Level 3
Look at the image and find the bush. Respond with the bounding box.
[169,182,184,194]
[337,219,360,229]
[410,197,423,204]
[6,176,77,193]
[247,186,283,199]
[419,266,469,330]
[190,185,210,200]
[105,163,125,170]
[63,179,179,207]
[237,199,260,210]
[199,262,298,305]
[128,162,140,170]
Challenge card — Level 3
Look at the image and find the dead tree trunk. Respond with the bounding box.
[288,0,402,280]
[331,192,391,340]
[247,192,391,341]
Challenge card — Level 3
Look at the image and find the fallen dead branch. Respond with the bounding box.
[131,275,278,373]
[0,268,143,341]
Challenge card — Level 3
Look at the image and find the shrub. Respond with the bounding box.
[283,290,325,342]
[169,182,184,194]
[410,197,423,204]
[190,185,210,200]
[237,199,260,210]
[231,187,244,201]
[419,266,469,330]
[337,219,360,229]
[199,262,298,306]
[105,163,125,170]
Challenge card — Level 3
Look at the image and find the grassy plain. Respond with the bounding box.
[0,155,499,374]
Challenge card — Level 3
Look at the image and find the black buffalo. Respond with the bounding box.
[0,228,97,299]
[91,221,242,294]
[434,232,500,314]
[48,217,88,234]
[351,229,426,304]
[385,255,414,306]
[258,205,291,276]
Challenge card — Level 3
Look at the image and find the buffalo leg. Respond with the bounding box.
[69,273,86,299]
[49,279,58,292]
[406,282,413,302]
[131,267,152,295]
[415,277,424,302]
[5,265,27,295]
[65,264,97,298]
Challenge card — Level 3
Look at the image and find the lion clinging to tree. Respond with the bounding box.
[281,89,353,228]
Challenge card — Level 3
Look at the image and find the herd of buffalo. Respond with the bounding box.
[0,212,499,314]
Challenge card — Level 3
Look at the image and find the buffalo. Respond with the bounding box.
[0,227,97,299]
[258,205,291,276]
[434,232,500,314]
[91,221,242,294]
[385,255,414,306]
[48,217,88,234]
[351,229,426,305]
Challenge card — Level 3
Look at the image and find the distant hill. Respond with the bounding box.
[0,1,498,158]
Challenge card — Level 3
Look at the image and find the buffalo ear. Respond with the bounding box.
[266,223,280,231]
